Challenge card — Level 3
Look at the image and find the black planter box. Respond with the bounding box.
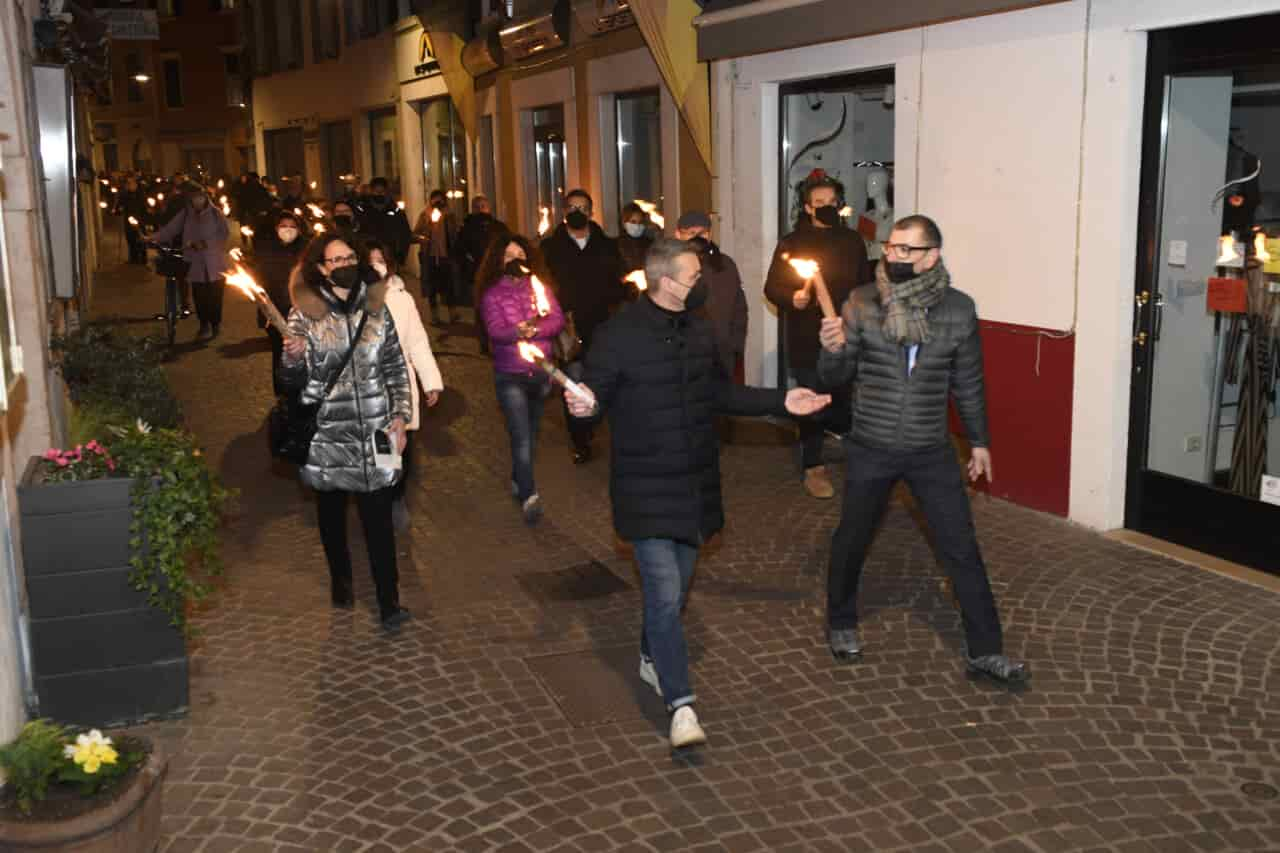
[17,457,189,726]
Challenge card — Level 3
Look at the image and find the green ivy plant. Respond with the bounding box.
[50,325,181,429]
[108,421,230,635]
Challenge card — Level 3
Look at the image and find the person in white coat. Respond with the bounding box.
[368,240,444,530]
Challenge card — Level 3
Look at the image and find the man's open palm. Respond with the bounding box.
[785,388,832,417]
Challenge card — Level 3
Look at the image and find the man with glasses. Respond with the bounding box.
[816,215,1028,683]
[765,170,870,499]
[566,239,832,748]
[541,189,626,464]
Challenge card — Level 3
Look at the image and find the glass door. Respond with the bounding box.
[417,97,468,221]
[1128,16,1280,575]
[530,105,566,235]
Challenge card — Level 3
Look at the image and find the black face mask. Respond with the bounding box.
[886,261,918,283]
[565,209,590,230]
[683,279,709,311]
[334,215,354,229]
[504,259,528,278]
[329,265,361,290]
[813,205,841,228]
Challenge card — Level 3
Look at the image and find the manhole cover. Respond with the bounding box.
[525,645,664,728]
[1241,782,1278,800]
[517,560,629,603]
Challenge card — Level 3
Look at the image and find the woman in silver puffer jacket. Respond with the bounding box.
[279,233,413,630]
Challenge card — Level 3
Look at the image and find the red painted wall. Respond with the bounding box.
[951,320,1075,516]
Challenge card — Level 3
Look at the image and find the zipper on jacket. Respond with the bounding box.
[346,311,371,491]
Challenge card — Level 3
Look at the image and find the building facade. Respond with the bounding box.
[88,0,252,178]
[704,0,1280,573]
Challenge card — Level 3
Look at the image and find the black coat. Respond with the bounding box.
[457,212,507,268]
[817,284,989,451]
[541,223,626,349]
[250,235,305,321]
[580,295,786,545]
[357,196,414,263]
[764,220,870,371]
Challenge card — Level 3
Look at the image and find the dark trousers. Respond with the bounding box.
[792,367,852,469]
[315,487,400,617]
[421,253,456,309]
[827,442,1003,658]
[192,280,225,327]
[267,326,285,396]
[495,373,547,501]
[124,223,146,264]
[559,359,593,452]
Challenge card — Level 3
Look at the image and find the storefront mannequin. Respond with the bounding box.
[860,167,894,262]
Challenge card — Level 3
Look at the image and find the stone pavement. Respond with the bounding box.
[86,248,1280,852]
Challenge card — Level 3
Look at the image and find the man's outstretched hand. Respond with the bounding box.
[785,388,832,417]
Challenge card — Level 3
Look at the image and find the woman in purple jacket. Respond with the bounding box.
[149,183,231,340]
[477,234,565,524]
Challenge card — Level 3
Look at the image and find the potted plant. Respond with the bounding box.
[18,325,230,726]
[0,720,166,852]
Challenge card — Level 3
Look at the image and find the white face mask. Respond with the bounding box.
[277,228,299,244]
[624,223,646,239]
[572,235,589,250]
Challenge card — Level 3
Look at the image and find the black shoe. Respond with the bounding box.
[381,606,411,630]
[331,580,354,609]
[966,654,1029,684]
[209,323,221,340]
[829,628,863,662]
[196,322,212,340]
[571,446,592,465]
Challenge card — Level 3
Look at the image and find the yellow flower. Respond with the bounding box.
[67,730,118,775]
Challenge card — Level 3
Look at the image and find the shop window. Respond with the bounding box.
[526,104,566,235]
[162,58,183,108]
[275,0,303,70]
[321,120,354,201]
[614,89,661,229]
[368,108,400,195]
[223,51,245,107]
[102,143,119,173]
[265,127,306,184]
[158,0,182,16]
[418,97,468,218]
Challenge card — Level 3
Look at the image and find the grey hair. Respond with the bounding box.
[644,238,697,291]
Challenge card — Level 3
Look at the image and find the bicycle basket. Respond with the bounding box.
[155,251,190,279]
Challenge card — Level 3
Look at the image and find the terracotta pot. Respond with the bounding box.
[0,744,167,852]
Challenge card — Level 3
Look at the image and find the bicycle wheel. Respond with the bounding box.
[164,277,178,346]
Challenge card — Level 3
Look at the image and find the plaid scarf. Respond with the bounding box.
[876,259,950,346]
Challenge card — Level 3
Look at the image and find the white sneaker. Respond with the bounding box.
[639,655,662,697]
[521,493,543,525]
[669,706,706,749]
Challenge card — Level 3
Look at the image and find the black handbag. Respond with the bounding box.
[269,312,368,465]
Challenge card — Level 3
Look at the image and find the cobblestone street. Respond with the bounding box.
[87,253,1280,853]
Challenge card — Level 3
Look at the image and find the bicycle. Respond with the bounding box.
[148,245,190,347]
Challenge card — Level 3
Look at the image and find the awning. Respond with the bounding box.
[694,0,1067,62]
[411,0,477,140]
[629,0,713,172]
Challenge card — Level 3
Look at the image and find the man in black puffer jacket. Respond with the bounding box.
[567,239,832,750]
[817,215,1027,684]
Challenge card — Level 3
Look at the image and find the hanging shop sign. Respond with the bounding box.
[398,25,442,84]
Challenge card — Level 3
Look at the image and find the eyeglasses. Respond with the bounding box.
[881,242,936,260]
[324,253,358,267]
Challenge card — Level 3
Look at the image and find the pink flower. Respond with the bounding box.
[55,457,69,467]
[43,448,59,460]
[86,440,100,451]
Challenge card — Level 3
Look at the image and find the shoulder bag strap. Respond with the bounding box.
[318,310,370,400]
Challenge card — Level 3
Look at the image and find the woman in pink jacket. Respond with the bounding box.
[477,235,564,524]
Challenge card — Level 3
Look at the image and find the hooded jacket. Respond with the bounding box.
[384,274,444,431]
[277,274,412,492]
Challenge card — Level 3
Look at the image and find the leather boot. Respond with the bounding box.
[803,465,835,499]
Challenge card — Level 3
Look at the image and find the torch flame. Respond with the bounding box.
[98,201,108,209]
[147,197,156,207]
[229,247,243,262]
[530,275,551,316]
[217,179,225,189]
[430,207,442,224]
[219,194,228,205]
[537,206,551,236]
[1217,235,1240,266]
[313,222,325,233]
[788,257,821,280]
[127,216,140,226]
[307,203,326,219]
[157,193,165,201]
[224,263,266,300]
[1255,232,1271,263]
[625,270,647,291]
[634,199,665,230]
[221,203,231,216]
[240,225,254,237]
[838,205,853,218]
[309,181,317,190]
[293,207,304,216]
[518,341,546,363]
[397,200,406,210]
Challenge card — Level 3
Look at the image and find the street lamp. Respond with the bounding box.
[133,74,150,83]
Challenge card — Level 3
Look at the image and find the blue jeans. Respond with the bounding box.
[495,372,547,502]
[634,538,698,711]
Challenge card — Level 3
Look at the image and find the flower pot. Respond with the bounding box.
[0,743,167,852]
[17,458,189,726]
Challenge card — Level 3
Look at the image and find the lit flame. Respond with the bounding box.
[838,205,853,218]
[111,187,118,194]
[98,200,108,209]
[309,181,317,190]
[537,206,551,236]
[293,207,304,216]
[530,275,551,315]
[307,203,325,219]
[240,225,255,237]
[1217,235,1240,266]
[625,270,647,291]
[127,216,139,226]
[157,193,164,201]
[221,202,231,216]
[147,197,156,207]
[397,200,406,210]
[518,341,546,363]
[219,195,228,205]
[634,199,665,230]
[313,223,325,233]
[229,247,243,262]
[430,208,442,224]
[217,179,225,189]
[1254,232,1271,263]
[788,257,820,280]
[224,263,266,301]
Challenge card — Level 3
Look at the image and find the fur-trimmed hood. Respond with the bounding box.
[288,270,387,321]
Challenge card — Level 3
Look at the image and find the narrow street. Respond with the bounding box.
[87,253,1280,852]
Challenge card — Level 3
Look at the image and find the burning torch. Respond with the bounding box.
[225,264,289,334]
[634,199,665,231]
[787,256,837,319]
[518,342,594,406]
[529,273,551,316]
[625,270,647,292]
[537,206,551,237]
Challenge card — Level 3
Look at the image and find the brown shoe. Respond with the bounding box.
[804,466,835,499]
